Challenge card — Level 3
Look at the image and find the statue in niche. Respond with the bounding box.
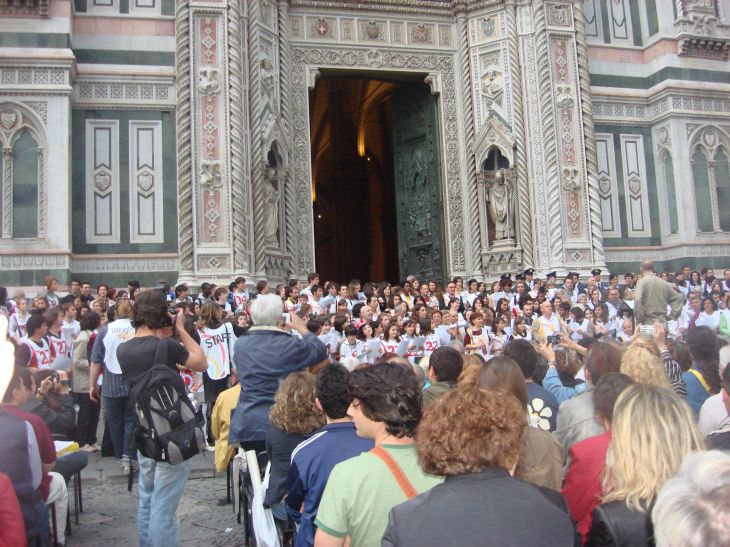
[262,166,280,247]
[486,168,514,240]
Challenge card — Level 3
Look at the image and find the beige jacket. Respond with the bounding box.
[72,329,93,393]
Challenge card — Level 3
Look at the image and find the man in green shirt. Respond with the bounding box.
[314,363,442,547]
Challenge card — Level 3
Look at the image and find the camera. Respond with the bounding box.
[50,371,59,382]
[639,325,654,337]
[546,334,561,346]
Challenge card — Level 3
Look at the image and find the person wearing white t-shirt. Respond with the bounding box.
[338,326,365,365]
[230,277,249,312]
[9,296,29,344]
[696,297,721,333]
[61,302,81,349]
[198,301,237,448]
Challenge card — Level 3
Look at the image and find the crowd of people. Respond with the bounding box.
[0,260,729,546]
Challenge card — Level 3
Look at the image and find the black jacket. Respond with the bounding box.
[264,424,307,507]
[586,500,654,547]
[21,394,78,440]
[383,467,577,546]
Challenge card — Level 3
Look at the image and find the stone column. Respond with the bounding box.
[176,0,252,284]
[518,1,605,276]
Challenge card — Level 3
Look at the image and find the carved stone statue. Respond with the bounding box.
[487,168,514,240]
[262,167,280,247]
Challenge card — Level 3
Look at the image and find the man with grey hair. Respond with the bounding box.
[704,359,730,450]
[652,450,730,547]
[229,294,328,452]
[634,259,684,329]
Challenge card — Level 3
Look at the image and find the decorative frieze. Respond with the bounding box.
[74,80,175,110]
[0,66,70,92]
[289,13,456,49]
[70,255,179,274]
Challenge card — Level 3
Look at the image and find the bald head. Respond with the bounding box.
[640,260,654,274]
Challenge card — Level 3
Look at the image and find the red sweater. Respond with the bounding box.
[562,431,611,544]
[0,472,27,547]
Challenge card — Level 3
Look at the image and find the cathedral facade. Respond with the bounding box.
[0,0,729,287]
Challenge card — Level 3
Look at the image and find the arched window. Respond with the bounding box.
[715,147,730,231]
[12,130,39,238]
[692,148,714,232]
[661,152,679,234]
[0,103,46,240]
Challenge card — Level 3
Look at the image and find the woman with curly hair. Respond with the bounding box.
[264,372,325,513]
[382,386,574,546]
[587,384,704,545]
[620,336,672,388]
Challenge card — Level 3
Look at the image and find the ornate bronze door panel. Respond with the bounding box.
[392,83,446,283]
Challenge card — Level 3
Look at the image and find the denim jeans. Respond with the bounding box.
[103,395,133,460]
[137,453,193,547]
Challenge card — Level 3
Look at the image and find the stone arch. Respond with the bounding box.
[0,101,48,239]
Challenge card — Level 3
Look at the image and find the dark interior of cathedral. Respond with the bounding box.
[309,73,423,283]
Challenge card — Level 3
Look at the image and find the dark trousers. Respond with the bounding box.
[104,395,134,460]
[74,392,100,447]
[54,452,89,483]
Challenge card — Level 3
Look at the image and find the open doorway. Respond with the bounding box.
[309,74,406,284]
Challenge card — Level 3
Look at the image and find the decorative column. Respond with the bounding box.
[176,0,251,284]
[454,1,481,276]
[1,148,12,239]
[520,1,605,275]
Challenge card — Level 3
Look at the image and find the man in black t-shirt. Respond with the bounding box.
[116,290,206,547]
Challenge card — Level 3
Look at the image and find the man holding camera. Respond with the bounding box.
[634,260,684,330]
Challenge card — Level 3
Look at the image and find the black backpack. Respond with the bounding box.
[128,340,205,465]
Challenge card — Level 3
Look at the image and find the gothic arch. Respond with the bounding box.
[473,112,515,169]
[0,101,47,149]
[0,101,48,239]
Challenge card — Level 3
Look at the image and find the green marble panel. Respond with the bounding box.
[73,0,86,13]
[590,67,730,89]
[0,33,70,48]
[12,130,39,238]
[714,148,730,231]
[630,0,642,46]
[161,0,174,16]
[646,0,659,36]
[599,0,611,44]
[692,149,714,232]
[71,110,178,256]
[120,0,129,14]
[73,50,175,66]
[664,154,679,234]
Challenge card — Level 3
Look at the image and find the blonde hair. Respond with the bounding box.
[115,298,134,319]
[620,337,670,388]
[602,384,705,511]
[268,372,324,435]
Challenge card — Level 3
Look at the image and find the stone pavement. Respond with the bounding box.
[66,451,246,546]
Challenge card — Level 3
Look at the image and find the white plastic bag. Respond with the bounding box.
[249,454,281,547]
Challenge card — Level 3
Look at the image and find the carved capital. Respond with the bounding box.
[424,72,441,95]
[306,67,321,90]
